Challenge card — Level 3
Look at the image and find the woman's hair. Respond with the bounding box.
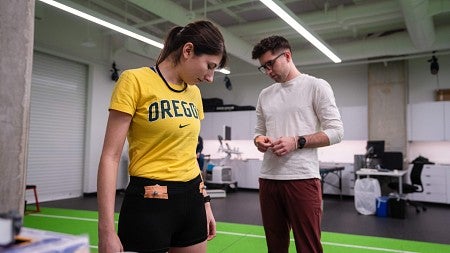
[251,35,291,60]
[156,20,227,68]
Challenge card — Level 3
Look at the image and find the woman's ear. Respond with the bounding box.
[182,42,194,59]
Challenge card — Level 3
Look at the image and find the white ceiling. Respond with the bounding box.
[36,0,450,74]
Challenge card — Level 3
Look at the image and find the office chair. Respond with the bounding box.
[388,161,427,213]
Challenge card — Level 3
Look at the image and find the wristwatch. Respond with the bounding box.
[204,195,211,203]
[297,136,306,149]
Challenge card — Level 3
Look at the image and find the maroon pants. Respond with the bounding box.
[259,178,323,253]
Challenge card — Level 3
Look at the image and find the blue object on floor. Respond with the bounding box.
[206,163,215,172]
[376,196,389,217]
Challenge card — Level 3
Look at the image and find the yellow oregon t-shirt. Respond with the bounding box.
[109,67,204,182]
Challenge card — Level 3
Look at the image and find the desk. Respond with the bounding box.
[356,169,407,194]
[320,165,345,198]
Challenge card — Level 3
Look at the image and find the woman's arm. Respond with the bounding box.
[97,110,132,253]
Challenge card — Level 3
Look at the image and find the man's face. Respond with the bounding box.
[258,51,288,82]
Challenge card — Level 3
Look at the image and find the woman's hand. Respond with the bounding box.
[205,202,216,240]
[98,229,123,253]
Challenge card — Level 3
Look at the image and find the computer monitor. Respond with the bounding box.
[224,125,231,140]
[381,152,403,170]
[366,140,385,159]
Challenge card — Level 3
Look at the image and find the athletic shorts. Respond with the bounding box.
[118,175,207,253]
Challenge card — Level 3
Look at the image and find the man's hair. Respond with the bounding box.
[251,35,291,59]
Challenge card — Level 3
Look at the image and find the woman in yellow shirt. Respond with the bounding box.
[97,20,227,253]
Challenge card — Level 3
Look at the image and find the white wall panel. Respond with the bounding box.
[26,51,87,202]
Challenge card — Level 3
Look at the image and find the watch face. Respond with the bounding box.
[298,137,306,149]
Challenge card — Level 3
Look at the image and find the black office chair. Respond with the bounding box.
[388,159,428,213]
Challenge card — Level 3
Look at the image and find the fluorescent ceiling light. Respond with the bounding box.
[38,0,231,74]
[216,68,231,75]
[38,0,164,49]
[260,0,341,63]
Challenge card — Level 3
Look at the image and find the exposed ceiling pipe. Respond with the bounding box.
[227,1,402,38]
[227,49,450,77]
[303,49,450,70]
[291,25,450,66]
[63,0,450,70]
[129,0,257,66]
[398,0,435,50]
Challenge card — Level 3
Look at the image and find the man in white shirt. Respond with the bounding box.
[252,35,344,253]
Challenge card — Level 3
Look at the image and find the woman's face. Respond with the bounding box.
[180,43,223,85]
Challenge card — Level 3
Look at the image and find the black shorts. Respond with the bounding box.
[118,175,207,253]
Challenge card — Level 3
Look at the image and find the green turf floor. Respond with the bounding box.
[23,207,450,253]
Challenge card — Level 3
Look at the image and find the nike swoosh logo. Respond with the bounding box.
[179,124,190,128]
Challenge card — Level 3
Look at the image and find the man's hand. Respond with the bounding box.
[254,135,273,152]
[271,136,297,156]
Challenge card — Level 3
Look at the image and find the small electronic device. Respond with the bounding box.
[365,140,385,169]
[366,140,385,158]
[224,125,231,141]
[204,135,239,192]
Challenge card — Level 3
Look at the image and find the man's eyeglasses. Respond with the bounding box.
[258,52,286,74]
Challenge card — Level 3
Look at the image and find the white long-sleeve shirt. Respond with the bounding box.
[255,73,344,180]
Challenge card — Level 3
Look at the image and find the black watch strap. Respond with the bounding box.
[297,136,306,149]
[204,195,211,203]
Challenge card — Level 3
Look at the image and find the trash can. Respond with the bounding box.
[388,197,406,219]
[354,178,381,215]
[376,196,389,217]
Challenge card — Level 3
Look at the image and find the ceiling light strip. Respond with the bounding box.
[260,0,341,63]
[38,0,231,74]
[38,0,164,49]
[216,68,231,74]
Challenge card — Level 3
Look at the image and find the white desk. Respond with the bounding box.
[356,169,407,194]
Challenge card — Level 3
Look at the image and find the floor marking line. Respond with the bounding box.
[321,242,418,253]
[30,213,419,253]
[29,213,118,224]
[217,230,266,239]
[30,213,98,222]
[217,231,419,253]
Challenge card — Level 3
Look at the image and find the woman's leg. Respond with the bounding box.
[169,240,207,253]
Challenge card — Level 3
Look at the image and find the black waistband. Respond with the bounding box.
[127,175,202,195]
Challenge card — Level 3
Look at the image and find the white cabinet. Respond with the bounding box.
[343,164,356,196]
[210,158,261,189]
[201,111,256,140]
[445,102,450,140]
[339,106,368,140]
[232,159,261,189]
[322,163,355,196]
[408,102,448,141]
[408,164,448,204]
